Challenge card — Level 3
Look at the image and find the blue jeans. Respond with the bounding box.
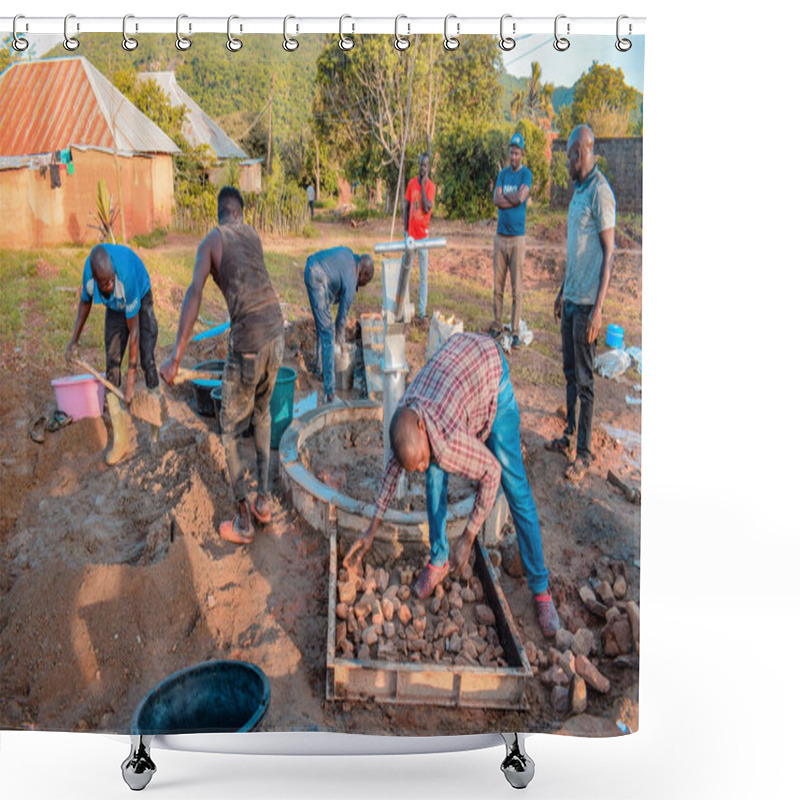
[425,354,549,594]
[401,242,429,317]
[304,264,335,397]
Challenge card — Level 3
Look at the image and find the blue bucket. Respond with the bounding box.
[269,366,297,448]
[605,324,624,349]
[132,660,270,736]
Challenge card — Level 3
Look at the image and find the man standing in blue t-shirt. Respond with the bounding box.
[65,244,159,463]
[491,132,533,349]
[304,246,374,404]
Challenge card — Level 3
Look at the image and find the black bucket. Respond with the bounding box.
[132,660,270,735]
[191,359,225,417]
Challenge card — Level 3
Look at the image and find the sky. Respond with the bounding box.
[501,34,645,92]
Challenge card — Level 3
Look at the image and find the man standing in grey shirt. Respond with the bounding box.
[547,125,616,482]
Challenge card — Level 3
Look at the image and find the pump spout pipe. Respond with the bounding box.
[374,238,447,323]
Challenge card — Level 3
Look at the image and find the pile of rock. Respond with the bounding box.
[335,561,508,667]
[578,558,640,660]
[523,557,640,715]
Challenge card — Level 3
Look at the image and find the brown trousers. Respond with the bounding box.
[492,234,526,336]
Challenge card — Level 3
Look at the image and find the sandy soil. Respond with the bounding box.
[0,218,641,738]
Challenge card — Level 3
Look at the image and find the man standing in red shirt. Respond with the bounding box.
[401,153,436,320]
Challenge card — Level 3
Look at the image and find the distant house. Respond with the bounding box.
[139,72,262,194]
[0,57,180,249]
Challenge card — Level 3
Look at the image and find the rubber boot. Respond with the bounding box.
[106,394,132,466]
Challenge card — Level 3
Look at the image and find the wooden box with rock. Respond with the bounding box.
[327,529,533,709]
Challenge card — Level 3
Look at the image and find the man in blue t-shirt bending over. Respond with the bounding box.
[491,132,533,349]
[304,246,374,404]
[65,244,159,463]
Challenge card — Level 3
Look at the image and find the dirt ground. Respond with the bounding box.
[0,217,641,738]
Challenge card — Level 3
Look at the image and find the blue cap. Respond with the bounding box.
[510,132,524,149]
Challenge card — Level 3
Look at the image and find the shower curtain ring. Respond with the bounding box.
[12,15,29,51]
[122,14,138,51]
[283,15,299,51]
[63,14,80,51]
[554,14,570,51]
[499,14,516,51]
[227,15,243,51]
[339,15,354,50]
[176,14,192,51]
[394,15,410,51]
[616,15,632,51]
[443,14,460,51]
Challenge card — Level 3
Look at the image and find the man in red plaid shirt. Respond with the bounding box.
[346,332,560,637]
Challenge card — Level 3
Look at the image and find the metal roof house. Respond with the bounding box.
[0,57,180,248]
[139,71,262,193]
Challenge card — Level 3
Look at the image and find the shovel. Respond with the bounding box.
[172,367,224,384]
[73,357,165,428]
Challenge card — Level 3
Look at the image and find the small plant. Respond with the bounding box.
[88,179,120,243]
[550,151,569,190]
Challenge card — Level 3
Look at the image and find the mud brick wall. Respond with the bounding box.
[550,137,643,212]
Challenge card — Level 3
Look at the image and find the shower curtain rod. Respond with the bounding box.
[1,15,646,38]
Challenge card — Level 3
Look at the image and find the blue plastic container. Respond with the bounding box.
[132,660,270,735]
[605,324,624,349]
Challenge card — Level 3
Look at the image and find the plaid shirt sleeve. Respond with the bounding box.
[374,454,403,519]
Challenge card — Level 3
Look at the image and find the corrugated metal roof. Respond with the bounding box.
[139,72,249,160]
[0,57,180,157]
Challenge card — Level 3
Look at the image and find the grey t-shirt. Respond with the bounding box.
[564,166,616,305]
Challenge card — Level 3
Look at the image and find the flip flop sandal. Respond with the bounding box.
[219,518,254,545]
[46,410,73,432]
[544,435,571,454]
[250,499,272,525]
[28,415,47,444]
[413,560,450,600]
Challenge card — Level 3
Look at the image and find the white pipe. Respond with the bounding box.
[374,237,447,254]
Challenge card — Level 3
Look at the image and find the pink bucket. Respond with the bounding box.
[51,374,106,420]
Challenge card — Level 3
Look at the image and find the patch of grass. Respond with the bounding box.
[0,248,104,371]
[301,223,322,239]
[528,339,556,359]
[131,227,168,249]
[512,362,563,388]
[533,205,567,231]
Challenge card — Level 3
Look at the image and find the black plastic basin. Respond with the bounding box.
[132,660,270,735]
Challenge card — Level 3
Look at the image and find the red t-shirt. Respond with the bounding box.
[405,176,436,240]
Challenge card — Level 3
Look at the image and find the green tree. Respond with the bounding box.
[112,68,187,146]
[559,61,639,138]
[0,36,21,74]
[512,119,550,204]
[436,121,506,221]
[312,34,502,200]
